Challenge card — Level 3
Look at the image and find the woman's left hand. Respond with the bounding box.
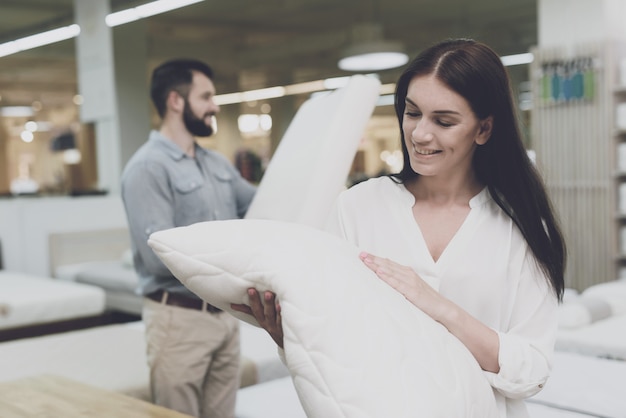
[359,251,444,320]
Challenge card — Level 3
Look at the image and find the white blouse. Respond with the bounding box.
[325,176,558,418]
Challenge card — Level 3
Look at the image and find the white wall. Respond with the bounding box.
[0,195,128,276]
[539,0,626,48]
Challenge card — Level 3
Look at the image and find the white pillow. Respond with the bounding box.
[148,219,498,418]
[244,74,380,229]
[557,297,612,329]
[582,280,626,315]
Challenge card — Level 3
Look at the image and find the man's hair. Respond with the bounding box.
[150,58,214,118]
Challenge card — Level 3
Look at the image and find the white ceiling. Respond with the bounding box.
[0,0,537,110]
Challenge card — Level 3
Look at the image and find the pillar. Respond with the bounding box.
[73,0,150,195]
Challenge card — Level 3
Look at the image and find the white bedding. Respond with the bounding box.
[239,321,289,384]
[0,322,150,399]
[555,279,626,360]
[0,320,289,401]
[55,259,142,315]
[236,377,305,418]
[527,351,626,418]
[235,351,626,418]
[556,313,626,360]
[517,403,601,418]
[0,271,105,330]
[148,219,498,418]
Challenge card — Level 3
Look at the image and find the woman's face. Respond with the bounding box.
[402,74,492,180]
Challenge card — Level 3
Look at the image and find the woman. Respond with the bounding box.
[233,38,566,418]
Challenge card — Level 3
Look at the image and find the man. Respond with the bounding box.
[121,59,256,418]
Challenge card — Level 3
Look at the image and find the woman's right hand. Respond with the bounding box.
[231,288,284,348]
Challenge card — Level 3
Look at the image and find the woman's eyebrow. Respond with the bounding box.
[406,97,461,116]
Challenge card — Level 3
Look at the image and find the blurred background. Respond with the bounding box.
[0,0,536,194]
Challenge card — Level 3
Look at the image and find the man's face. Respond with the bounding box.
[182,71,220,137]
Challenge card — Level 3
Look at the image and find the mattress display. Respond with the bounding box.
[239,321,289,384]
[0,271,105,330]
[0,322,150,400]
[525,403,601,418]
[235,352,626,418]
[527,351,626,417]
[556,279,626,360]
[556,313,626,360]
[0,320,288,402]
[55,259,142,315]
[236,377,305,418]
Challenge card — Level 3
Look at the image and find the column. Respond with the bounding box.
[73,0,150,195]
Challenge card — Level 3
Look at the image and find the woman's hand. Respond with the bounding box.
[231,288,284,348]
[359,251,444,320]
[359,251,500,373]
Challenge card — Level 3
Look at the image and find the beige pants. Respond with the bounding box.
[142,298,240,418]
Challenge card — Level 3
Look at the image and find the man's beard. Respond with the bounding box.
[183,99,214,137]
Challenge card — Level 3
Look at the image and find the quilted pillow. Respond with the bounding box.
[148,219,498,418]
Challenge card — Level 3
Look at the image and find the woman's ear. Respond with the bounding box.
[476,116,493,145]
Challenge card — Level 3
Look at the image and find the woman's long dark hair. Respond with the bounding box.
[392,38,566,301]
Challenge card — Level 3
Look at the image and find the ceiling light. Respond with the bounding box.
[0,1,205,58]
[501,53,534,67]
[338,23,409,72]
[242,86,285,102]
[106,0,205,27]
[0,24,80,58]
[338,42,408,72]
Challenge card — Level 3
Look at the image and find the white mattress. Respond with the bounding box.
[556,313,626,360]
[525,403,600,418]
[56,260,143,315]
[0,321,151,400]
[235,351,626,418]
[0,271,106,330]
[526,351,626,417]
[239,321,290,384]
[236,377,305,418]
[0,319,288,401]
[56,260,138,293]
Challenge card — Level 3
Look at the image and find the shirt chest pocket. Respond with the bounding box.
[172,175,207,222]
[173,176,205,195]
[171,170,236,222]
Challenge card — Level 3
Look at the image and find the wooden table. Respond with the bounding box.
[0,375,193,418]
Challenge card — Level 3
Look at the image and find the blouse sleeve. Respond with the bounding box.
[483,247,559,399]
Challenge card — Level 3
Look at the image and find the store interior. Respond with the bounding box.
[1,2,626,417]
[0,0,535,195]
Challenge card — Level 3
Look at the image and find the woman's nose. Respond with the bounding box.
[411,119,433,143]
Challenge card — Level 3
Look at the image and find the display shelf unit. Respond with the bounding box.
[530,41,623,291]
[614,86,626,276]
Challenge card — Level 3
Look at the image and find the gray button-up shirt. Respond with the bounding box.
[121,130,257,297]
